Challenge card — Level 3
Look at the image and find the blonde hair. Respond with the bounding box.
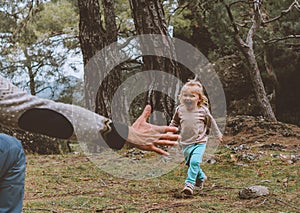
[179,79,208,107]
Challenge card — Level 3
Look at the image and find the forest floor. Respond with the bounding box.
[23,116,300,213]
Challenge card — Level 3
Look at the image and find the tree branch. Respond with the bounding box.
[117,36,137,50]
[263,35,300,44]
[262,0,300,24]
[229,0,254,8]
[246,0,261,47]
[11,0,35,42]
[36,86,53,94]
[221,0,248,48]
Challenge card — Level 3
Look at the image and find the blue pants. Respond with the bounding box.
[182,143,206,185]
[0,134,26,213]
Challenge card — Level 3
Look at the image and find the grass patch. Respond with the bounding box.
[23,143,299,212]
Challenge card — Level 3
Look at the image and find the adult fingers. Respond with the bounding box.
[158,133,180,141]
[150,146,170,156]
[152,125,179,133]
[132,105,152,127]
[154,140,178,146]
[139,105,152,121]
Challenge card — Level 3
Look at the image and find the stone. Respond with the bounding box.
[239,185,269,199]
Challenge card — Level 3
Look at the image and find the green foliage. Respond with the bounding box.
[114,0,135,36]
[167,0,238,58]
[0,12,16,33]
[0,0,80,99]
[32,0,78,38]
[166,0,299,124]
[164,0,193,35]
[169,0,299,61]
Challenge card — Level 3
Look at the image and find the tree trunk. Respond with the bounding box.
[224,1,277,121]
[23,48,36,95]
[244,3,276,121]
[102,0,118,44]
[78,0,121,118]
[78,0,105,111]
[129,0,181,124]
[244,38,277,121]
[94,0,122,118]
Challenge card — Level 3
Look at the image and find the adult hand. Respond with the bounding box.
[219,135,224,143]
[127,105,179,156]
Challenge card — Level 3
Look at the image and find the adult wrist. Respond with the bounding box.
[101,121,128,150]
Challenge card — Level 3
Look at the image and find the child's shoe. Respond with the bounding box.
[182,182,194,195]
[195,176,207,190]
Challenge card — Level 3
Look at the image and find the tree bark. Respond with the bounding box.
[245,2,276,121]
[23,48,36,95]
[129,0,182,123]
[94,0,122,118]
[102,0,118,44]
[78,0,105,111]
[224,0,277,121]
[78,0,121,118]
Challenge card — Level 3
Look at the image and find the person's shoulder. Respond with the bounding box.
[198,105,210,113]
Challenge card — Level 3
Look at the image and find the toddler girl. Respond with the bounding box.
[170,80,223,195]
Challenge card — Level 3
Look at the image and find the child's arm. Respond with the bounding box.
[205,107,223,142]
[210,115,223,142]
[169,106,180,128]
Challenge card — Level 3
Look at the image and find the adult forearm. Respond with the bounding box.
[0,75,127,149]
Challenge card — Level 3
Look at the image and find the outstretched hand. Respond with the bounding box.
[127,105,179,156]
[219,135,224,143]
